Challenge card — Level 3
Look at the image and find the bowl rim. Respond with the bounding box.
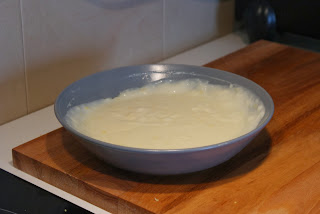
[54,64,274,154]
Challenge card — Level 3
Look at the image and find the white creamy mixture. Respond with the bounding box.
[66,80,265,149]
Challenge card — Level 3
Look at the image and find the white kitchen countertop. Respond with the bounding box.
[0,33,247,214]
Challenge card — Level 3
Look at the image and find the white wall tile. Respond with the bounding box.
[21,0,164,112]
[0,0,27,125]
[164,0,234,58]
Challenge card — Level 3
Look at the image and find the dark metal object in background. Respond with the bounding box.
[236,0,320,51]
[244,0,276,42]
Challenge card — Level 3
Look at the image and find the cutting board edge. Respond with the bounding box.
[12,148,120,214]
[12,134,158,214]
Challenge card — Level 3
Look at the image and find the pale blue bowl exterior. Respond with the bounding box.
[54,64,274,175]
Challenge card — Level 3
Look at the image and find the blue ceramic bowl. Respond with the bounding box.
[54,64,274,175]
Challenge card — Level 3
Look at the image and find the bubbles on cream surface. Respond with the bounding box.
[66,80,265,149]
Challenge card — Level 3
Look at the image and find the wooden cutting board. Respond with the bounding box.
[12,40,320,214]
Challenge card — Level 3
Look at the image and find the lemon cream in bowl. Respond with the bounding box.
[66,80,265,150]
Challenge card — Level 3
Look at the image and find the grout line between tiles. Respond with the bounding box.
[19,0,29,114]
[162,0,166,59]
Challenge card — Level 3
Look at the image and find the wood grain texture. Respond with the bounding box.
[13,40,320,214]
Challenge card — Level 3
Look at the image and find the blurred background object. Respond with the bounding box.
[236,0,320,51]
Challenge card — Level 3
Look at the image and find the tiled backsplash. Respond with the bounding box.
[0,0,234,125]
